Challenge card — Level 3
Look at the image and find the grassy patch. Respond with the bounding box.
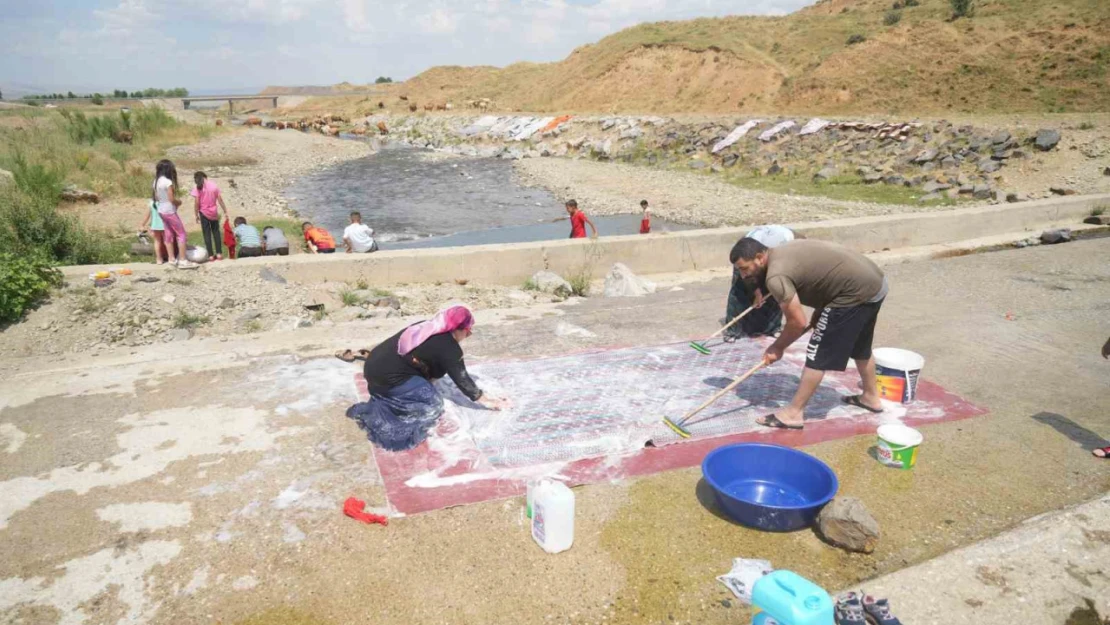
[522,278,540,291]
[720,171,955,206]
[566,267,593,297]
[370,287,394,298]
[172,310,209,328]
[356,277,370,290]
[338,288,363,307]
[185,216,302,250]
[72,289,115,315]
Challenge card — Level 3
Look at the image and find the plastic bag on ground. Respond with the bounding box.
[717,558,774,604]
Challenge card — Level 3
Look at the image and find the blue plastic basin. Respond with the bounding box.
[702,443,839,532]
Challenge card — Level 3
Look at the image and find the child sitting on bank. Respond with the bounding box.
[302,221,337,254]
[233,217,263,258]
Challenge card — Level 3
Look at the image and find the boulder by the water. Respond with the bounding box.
[603,263,656,298]
[817,497,880,554]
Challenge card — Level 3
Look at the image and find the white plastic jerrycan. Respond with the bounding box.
[531,479,575,554]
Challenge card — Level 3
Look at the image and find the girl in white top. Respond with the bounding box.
[152,159,193,267]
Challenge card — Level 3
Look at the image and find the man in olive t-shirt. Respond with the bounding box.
[730,238,889,429]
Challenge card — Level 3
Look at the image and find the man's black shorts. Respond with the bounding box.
[805,299,884,371]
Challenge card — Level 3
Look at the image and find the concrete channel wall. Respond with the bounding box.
[63,194,1110,286]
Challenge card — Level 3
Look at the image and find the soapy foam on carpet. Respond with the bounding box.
[363,339,987,514]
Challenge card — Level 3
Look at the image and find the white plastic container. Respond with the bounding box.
[531,479,575,554]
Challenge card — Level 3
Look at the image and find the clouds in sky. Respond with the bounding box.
[0,0,812,93]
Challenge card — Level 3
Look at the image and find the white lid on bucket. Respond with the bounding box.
[877,424,924,447]
[873,347,925,372]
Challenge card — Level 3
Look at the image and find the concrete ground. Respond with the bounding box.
[862,493,1110,625]
[1,238,1108,625]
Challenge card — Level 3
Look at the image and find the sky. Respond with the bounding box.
[0,0,814,95]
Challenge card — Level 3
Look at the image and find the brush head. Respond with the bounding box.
[689,342,712,355]
[662,416,692,439]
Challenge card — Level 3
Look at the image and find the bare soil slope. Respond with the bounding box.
[330,0,1108,115]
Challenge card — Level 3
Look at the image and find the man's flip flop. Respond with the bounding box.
[842,395,884,414]
[1093,446,1110,458]
[757,414,804,430]
[335,349,371,363]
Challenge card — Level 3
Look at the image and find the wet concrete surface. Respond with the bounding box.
[0,238,1108,625]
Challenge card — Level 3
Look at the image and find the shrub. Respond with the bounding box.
[0,185,125,265]
[904,0,920,6]
[950,0,974,18]
[522,278,539,291]
[339,288,363,307]
[91,95,104,106]
[10,153,63,204]
[847,34,867,45]
[566,268,592,297]
[884,10,902,25]
[0,252,62,323]
[173,310,209,328]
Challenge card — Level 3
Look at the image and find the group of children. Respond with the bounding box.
[141,159,380,265]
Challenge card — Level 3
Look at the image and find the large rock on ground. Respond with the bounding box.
[0,168,12,186]
[603,263,656,298]
[1040,228,1072,245]
[817,497,880,554]
[1034,129,1061,152]
[979,159,1002,174]
[60,185,99,204]
[530,271,572,298]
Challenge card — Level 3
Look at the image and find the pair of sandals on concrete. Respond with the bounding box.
[836,591,902,625]
[757,394,884,430]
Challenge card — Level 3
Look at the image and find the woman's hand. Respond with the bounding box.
[478,395,510,411]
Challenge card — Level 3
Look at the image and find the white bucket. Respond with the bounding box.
[876,424,924,470]
[873,348,925,404]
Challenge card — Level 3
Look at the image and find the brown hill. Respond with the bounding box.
[383,0,1109,114]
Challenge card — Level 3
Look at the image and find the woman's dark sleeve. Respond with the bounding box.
[446,355,483,402]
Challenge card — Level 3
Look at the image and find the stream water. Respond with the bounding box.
[285,146,695,250]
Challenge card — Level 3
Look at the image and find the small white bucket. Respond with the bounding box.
[873,348,925,404]
[876,424,924,470]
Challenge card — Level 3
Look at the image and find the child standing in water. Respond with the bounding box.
[639,199,651,234]
[190,171,229,261]
[152,159,193,267]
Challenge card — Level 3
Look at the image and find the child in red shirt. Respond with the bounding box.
[639,199,651,234]
[565,199,598,239]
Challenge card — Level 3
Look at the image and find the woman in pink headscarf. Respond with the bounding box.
[344,305,505,451]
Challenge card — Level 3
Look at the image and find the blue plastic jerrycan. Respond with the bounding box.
[750,570,834,625]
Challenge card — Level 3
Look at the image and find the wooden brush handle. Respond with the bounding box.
[678,360,767,426]
[703,304,757,342]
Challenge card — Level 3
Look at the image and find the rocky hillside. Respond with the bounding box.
[345,0,1109,115]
